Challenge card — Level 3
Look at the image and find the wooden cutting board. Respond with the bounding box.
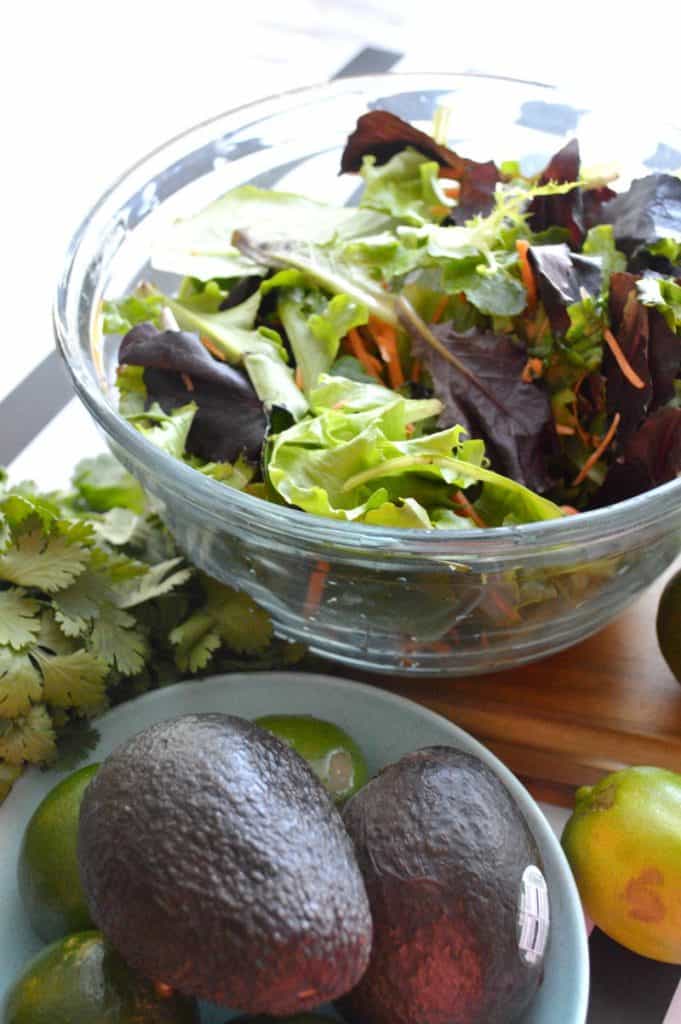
[324,560,681,807]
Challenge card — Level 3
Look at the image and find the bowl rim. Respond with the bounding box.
[53,71,681,552]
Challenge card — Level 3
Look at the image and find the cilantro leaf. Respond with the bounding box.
[88,604,148,676]
[0,590,41,649]
[0,529,89,593]
[115,557,192,609]
[72,455,146,513]
[34,649,108,711]
[0,648,42,718]
[0,705,56,765]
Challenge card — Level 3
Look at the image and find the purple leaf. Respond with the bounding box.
[598,174,681,254]
[648,307,681,409]
[527,243,602,332]
[604,274,652,443]
[340,110,502,220]
[411,324,555,492]
[118,323,267,462]
[592,407,681,507]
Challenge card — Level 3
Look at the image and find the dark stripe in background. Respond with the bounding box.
[588,930,679,1024]
[0,351,73,465]
[0,47,403,469]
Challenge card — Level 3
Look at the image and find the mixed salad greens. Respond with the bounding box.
[103,110,681,530]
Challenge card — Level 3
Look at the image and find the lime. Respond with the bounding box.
[562,766,681,962]
[3,930,199,1023]
[18,763,98,941]
[255,714,369,803]
[657,569,681,682]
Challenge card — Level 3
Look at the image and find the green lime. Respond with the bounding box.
[3,931,199,1023]
[657,570,681,682]
[18,764,99,941]
[255,715,369,803]
[562,766,681,963]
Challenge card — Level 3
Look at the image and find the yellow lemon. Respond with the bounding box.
[562,766,681,963]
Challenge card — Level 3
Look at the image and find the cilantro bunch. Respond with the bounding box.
[0,456,302,801]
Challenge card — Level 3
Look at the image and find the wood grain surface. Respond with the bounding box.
[330,561,681,807]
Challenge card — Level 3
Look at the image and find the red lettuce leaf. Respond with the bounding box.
[118,323,267,462]
[649,307,681,409]
[604,273,652,443]
[410,324,555,492]
[527,243,602,333]
[598,174,681,254]
[527,140,615,247]
[592,407,681,507]
[340,110,502,220]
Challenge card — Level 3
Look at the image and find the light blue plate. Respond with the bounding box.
[0,672,589,1022]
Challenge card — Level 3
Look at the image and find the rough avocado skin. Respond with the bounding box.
[339,747,547,1024]
[77,713,372,1015]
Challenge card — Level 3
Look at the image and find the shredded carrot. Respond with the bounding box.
[430,295,449,324]
[603,327,646,389]
[331,399,348,410]
[556,424,576,436]
[181,373,194,392]
[154,982,175,999]
[200,336,226,361]
[444,184,460,199]
[521,357,544,383]
[304,559,330,617]
[572,412,621,486]
[560,505,579,515]
[405,422,415,436]
[295,366,304,390]
[346,328,383,379]
[410,358,422,383]
[452,491,487,529]
[489,588,523,625]
[368,317,405,389]
[515,239,537,311]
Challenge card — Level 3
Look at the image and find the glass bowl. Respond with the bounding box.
[54,73,681,676]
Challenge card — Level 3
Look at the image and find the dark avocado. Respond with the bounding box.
[339,747,550,1024]
[77,714,372,1015]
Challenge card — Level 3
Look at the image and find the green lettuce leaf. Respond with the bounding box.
[359,148,454,226]
[278,291,369,392]
[636,276,681,332]
[102,293,164,335]
[243,352,308,419]
[268,384,562,527]
[151,184,387,281]
[126,403,197,459]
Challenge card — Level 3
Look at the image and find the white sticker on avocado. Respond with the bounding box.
[517,865,550,965]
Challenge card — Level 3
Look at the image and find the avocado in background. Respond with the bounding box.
[254,714,369,803]
[339,747,549,1024]
[3,930,198,1023]
[78,713,372,1016]
[657,570,681,683]
[18,764,99,942]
